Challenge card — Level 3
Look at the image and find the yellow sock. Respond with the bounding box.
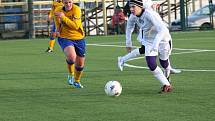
[49,39,55,50]
[74,70,83,83]
[67,63,74,76]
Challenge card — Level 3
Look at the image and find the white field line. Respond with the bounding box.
[87,43,215,52]
[88,42,215,72]
[126,50,213,61]
[87,43,125,48]
[124,63,215,72]
[174,37,215,41]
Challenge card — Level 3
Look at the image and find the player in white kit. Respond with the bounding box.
[121,0,173,93]
[118,0,181,74]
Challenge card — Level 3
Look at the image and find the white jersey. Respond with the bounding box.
[126,9,171,49]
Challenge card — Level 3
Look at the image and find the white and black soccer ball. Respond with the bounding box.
[104,81,122,97]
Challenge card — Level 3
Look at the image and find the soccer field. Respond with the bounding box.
[0,31,215,121]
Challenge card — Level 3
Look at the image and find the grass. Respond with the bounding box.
[0,31,215,121]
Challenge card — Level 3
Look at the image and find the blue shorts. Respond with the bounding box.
[58,37,86,57]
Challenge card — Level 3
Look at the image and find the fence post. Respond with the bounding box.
[28,0,35,39]
[180,0,186,31]
[209,0,214,29]
[102,0,107,35]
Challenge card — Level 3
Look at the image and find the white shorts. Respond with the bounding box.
[137,32,146,46]
[145,41,172,60]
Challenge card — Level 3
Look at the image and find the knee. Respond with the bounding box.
[66,59,74,65]
[75,66,84,71]
[66,56,76,64]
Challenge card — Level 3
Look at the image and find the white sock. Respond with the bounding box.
[168,60,173,70]
[121,48,140,62]
[151,66,170,86]
[164,65,171,78]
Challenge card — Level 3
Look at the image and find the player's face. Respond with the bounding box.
[129,5,143,16]
[63,0,73,10]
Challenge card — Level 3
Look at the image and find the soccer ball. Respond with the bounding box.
[104,81,122,97]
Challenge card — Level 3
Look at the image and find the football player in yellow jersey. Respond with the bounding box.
[54,0,85,88]
[46,0,63,53]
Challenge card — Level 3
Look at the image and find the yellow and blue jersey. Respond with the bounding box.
[55,4,85,40]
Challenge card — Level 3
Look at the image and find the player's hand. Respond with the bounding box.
[54,12,65,18]
[126,47,132,53]
[48,16,52,22]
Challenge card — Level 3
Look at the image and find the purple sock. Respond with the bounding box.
[159,59,169,69]
[146,56,157,71]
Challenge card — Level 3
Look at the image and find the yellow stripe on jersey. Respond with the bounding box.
[55,4,85,40]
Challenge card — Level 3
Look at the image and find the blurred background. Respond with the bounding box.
[0,0,214,39]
